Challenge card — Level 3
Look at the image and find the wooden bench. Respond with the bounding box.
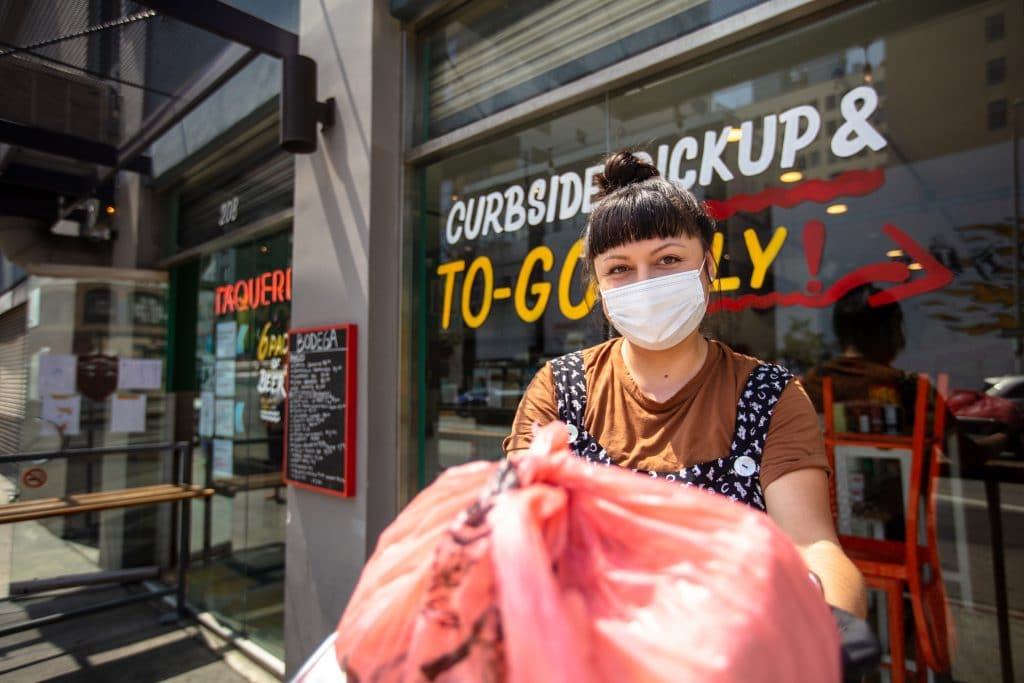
[0,483,213,524]
[0,442,211,638]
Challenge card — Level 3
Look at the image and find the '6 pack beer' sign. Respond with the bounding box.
[284,324,358,498]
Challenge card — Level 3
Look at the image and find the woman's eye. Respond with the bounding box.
[607,265,628,275]
[659,255,682,265]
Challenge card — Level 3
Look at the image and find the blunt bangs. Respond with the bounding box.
[585,177,714,261]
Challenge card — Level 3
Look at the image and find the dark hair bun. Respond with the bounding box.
[595,150,659,198]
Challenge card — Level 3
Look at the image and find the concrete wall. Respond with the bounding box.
[286,0,403,672]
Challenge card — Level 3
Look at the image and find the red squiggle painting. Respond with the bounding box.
[708,224,955,313]
[705,168,886,221]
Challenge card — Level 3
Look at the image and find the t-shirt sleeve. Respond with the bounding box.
[502,364,559,454]
[760,378,831,489]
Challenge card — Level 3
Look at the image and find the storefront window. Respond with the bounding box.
[10,273,169,583]
[416,0,766,141]
[411,0,1023,678]
[412,97,609,486]
[190,230,291,658]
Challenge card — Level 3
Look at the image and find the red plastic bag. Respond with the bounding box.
[329,423,840,682]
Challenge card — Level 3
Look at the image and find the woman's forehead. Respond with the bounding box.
[597,235,703,258]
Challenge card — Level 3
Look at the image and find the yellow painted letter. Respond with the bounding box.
[436,260,465,329]
[558,240,596,320]
[515,246,554,323]
[744,227,788,289]
[461,256,494,328]
[710,232,741,292]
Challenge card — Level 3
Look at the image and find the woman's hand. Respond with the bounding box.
[765,468,868,618]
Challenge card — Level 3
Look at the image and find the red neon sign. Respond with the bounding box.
[215,268,292,316]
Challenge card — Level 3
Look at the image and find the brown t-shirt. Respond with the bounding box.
[503,338,830,490]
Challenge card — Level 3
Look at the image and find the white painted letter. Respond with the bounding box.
[582,164,604,213]
[481,191,504,235]
[463,197,484,241]
[504,185,526,232]
[738,115,777,177]
[699,127,734,186]
[655,144,669,177]
[831,86,887,158]
[445,200,465,245]
[778,105,821,168]
[558,172,583,220]
[668,136,698,189]
[527,179,547,226]
[545,174,560,224]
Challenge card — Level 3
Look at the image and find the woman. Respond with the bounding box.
[504,151,867,618]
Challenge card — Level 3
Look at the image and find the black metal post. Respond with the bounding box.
[203,439,214,564]
[1012,98,1022,373]
[984,473,1014,683]
[176,442,192,619]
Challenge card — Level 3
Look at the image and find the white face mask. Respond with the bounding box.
[601,261,708,351]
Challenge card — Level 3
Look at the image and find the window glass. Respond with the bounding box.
[416,0,765,141]
[413,99,608,484]
[986,56,1007,85]
[988,99,1008,130]
[190,230,291,658]
[12,274,169,584]
[984,12,1005,41]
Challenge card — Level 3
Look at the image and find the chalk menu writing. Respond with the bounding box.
[285,324,356,497]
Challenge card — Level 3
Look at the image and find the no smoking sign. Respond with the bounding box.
[22,468,47,489]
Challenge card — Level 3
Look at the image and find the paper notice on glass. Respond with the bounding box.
[117,358,163,390]
[216,321,237,359]
[42,394,81,436]
[212,438,233,478]
[110,393,147,433]
[199,391,215,437]
[215,399,235,438]
[38,354,77,396]
[215,360,236,397]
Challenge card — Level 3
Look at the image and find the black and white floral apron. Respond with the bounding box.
[550,351,792,512]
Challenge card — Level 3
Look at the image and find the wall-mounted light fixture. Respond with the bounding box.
[280,54,336,154]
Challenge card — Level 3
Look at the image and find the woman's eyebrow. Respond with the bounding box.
[651,242,689,254]
[600,254,630,262]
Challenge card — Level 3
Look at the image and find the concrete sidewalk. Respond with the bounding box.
[0,584,280,682]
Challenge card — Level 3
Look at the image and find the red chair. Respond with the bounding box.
[823,374,952,683]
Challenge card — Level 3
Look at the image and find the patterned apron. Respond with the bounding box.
[550,351,792,512]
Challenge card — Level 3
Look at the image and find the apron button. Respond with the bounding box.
[566,423,579,443]
[734,455,757,477]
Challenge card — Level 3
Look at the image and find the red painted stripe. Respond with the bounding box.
[705,167,886,220]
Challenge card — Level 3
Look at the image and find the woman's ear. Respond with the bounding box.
[705,250,718,281]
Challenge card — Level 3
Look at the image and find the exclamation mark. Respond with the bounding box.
[804,220,825,294]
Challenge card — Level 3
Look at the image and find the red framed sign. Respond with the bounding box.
[284,324,357,498]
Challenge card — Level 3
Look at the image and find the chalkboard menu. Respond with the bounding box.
[284,324,357,497]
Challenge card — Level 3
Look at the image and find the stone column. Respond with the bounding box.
[287,0,403,673]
